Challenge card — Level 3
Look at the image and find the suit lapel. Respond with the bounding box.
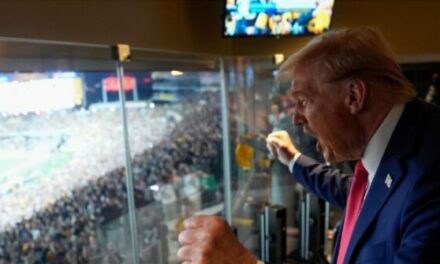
[332,220,343,264]
[341,100,429,263]
[343,157,403,263]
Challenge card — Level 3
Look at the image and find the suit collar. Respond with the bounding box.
[362,104,405,193]
[337,99,430,264]
[382,99,429,158]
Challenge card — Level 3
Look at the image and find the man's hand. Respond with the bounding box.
[177,215,258,264]
[266,131,299,166]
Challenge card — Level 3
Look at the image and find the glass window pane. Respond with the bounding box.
[223,56,329,261]
[119,48,224,263]
[0,39,131,263]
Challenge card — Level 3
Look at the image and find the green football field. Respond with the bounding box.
[0,151,74,192]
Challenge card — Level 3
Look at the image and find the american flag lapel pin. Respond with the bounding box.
[385,174,393,188]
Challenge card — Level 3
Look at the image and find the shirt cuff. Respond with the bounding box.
[288,152,302,173]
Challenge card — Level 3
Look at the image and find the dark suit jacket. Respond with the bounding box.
[292,100,440,263]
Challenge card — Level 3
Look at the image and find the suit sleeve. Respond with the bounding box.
[292,155,352,209]
[394,166,440,263]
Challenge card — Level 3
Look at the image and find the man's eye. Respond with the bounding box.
[298,99,308,107]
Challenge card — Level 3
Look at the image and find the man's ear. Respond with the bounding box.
[344,79,367,114]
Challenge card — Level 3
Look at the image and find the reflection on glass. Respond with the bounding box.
[224,56,338,262]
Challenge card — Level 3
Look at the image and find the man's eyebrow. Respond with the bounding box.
[290,90,310,98]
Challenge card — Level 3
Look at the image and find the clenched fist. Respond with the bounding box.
[177,215,257,264]
[266,130,300,166]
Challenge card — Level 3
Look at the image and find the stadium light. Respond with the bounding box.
[171,70,184,76]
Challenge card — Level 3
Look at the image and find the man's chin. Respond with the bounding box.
[322,150,351,163]
[318,143,340,163]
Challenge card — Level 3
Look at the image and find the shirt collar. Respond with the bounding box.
[362,104,405,183]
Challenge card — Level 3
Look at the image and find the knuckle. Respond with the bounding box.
[200,231,213,243]
[211,217,228,233]
[212,216,227,227]
[178,230,190,245]
[177,245,190,260]
[178,230,185,242]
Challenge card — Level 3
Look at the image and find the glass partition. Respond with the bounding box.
[223,56,337,263]
[0,39,226,264]
[0,39,127,264]
[112,48,225,263]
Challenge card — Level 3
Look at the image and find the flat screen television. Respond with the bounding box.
[223,0,335,37]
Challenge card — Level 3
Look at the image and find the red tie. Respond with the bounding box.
[337,160,369,264]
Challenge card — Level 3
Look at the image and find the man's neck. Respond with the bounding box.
[359,103,394,156]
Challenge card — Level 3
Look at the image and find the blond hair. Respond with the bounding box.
[277,27,416,104]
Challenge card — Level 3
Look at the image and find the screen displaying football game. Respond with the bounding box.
[224,0,335,37]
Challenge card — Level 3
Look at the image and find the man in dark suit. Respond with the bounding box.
[177,27,440,264]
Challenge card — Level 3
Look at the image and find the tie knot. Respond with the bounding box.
[354,160,368,180]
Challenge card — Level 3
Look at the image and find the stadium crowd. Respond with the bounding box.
[0,92,223,263]
[0,104,170,230]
